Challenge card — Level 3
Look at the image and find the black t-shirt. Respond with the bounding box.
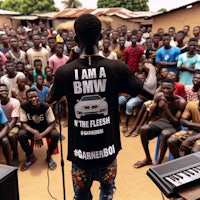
[51,56,144,169]
[20,102,55,132]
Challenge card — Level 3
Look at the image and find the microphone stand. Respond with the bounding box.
[58,102,66,200]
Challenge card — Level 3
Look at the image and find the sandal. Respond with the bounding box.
[47,158,57,170]
[20,155,37,171]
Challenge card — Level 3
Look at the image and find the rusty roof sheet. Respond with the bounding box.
[54,8,157,19]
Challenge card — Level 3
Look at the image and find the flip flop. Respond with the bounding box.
[47,158,57,170]
[121,126,128,133]
[133,160,152,169]
[131,131,139,137]
[20,156,37,171]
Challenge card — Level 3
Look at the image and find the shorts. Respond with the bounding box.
[148,118,178,140]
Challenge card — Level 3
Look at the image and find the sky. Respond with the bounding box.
[55,0,197,11]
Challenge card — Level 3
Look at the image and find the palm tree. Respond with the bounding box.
[61,0,82,8]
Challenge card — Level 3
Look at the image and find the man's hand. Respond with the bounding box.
[34,139,43,148]
[180,138,193,151]
[33,130,42,141]
[143,63,154,72]
[158,98,167,109]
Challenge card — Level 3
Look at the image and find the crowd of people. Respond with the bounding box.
[0,15,200,199]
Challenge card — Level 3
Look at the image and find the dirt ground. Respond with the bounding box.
[0,122,171,200]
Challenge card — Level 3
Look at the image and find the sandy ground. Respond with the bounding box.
[1,123,170,200]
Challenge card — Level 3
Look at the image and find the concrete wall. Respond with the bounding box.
[152,3,200,34]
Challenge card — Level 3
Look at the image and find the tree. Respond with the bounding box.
[0,0,3,8]
[1,0,59,14]
[61,0,82,9]
[157,8,167,12]
[97,0,149,11]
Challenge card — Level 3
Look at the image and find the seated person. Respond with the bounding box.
[119,72,148,136]
[0,83,20,166]
[18,88,59,171]
[0,107,12,166]
[134,79,186,168]
[168,88,200,158]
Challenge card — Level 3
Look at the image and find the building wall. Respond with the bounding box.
[108,16,140,30]
[54,16,141,32]
[152,3,200,34]
[0,15,20,29]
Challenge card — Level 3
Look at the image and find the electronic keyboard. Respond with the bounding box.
[147,151,200,198]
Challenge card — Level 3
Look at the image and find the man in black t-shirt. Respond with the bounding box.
[18,88,59,171]
[49,14,157,200]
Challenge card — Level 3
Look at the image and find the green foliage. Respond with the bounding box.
[97,0,149,11]
[157,8,167,12]
[61,0,82,9]
[1,0,59,14]
[0,0,3,8]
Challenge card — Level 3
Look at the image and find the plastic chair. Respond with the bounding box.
[154,126,188,163]
[154,134,174,163]
[31,138,59,154]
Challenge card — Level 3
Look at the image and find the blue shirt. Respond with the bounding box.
[156,46,180,72]
[31,85,49,102]
[0,107,8,125]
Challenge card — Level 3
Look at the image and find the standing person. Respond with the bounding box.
[185,70,200,102]
[49,14,157,200]
[192,25,200,45]
[49,42,69,75]
[123,34,144,73]
[175,30,188,54]
[113,36,126,61]
[18,88,59,171]
[156,33,180,73]
[26,34,49,71]
[33,59,47,82]
[177,38,200,86]
[99,37,118,60]
[0,60,25,97]
[134,79,186,168]
[145,33,162,66]
[0,34,11,54]
[5,37,26,65]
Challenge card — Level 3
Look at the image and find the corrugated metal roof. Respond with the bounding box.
[0,9,20,15]
[54,8,157,19]
[35,12,59,18]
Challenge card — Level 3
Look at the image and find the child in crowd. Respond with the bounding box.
[31,74,48,102]
[25,64,34,86]
[33,59,47,83]
[12,75,30,103]
[15,61,25,73]
[44,66,54,87]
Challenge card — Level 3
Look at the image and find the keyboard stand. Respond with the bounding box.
[178,183,200,200]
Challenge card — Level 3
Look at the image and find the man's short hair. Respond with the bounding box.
[74,14,101,45]
[26,88,38,96]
